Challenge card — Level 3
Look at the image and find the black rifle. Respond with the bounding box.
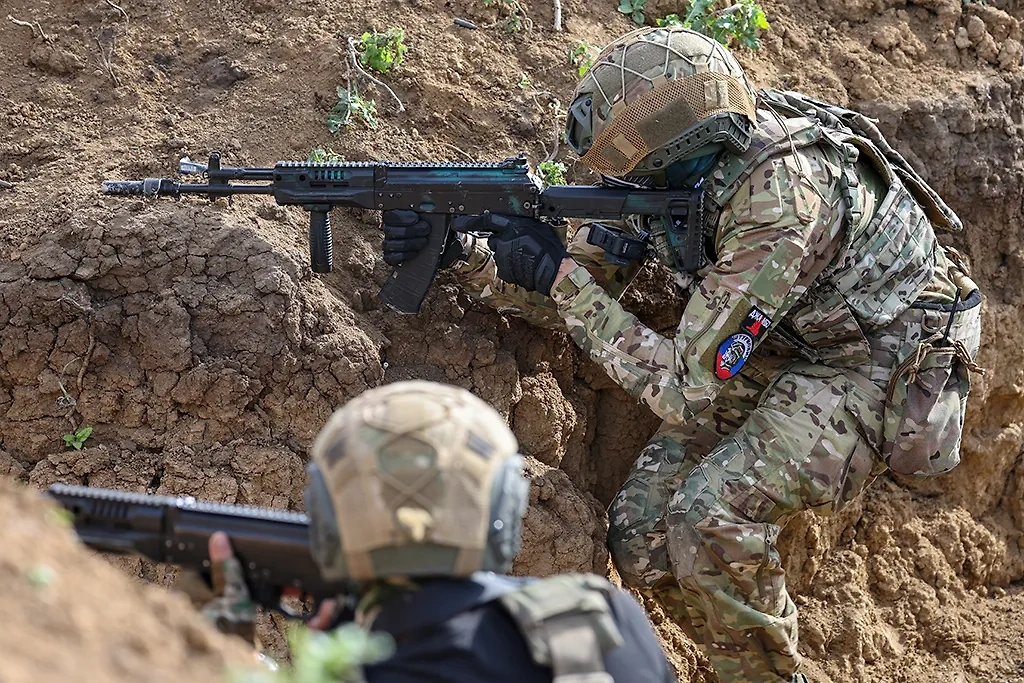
[48,483,348,618]
[102,152,710,314]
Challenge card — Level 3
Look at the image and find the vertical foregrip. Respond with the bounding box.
[309,210,333,273]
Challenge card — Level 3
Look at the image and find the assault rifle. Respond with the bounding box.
[101,152,712,314]
[48,483,348,618]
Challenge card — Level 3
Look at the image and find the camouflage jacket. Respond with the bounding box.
[454,108,966,426]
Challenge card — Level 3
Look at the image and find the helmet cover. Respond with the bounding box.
[306,380,529,581]
[565,27,757,177]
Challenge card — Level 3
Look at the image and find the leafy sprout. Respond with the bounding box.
[617,0,648,25]
[327,87,379,132]
[356,28,408,74]
[537,161,568,188]
[567,41,595,77]
[658,0,770,50]
[308,148,346,163]
[484,0,531,33]
[62,425,93,450]
[233,624,395,683]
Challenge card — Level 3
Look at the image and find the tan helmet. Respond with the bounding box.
[564,26,758,178]
[305,380,529,582]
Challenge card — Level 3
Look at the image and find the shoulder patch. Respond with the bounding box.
[715,333,754,380]
[740,306,772,342]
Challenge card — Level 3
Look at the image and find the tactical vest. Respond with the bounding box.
[361,572,625,683]
[677,89,963,365]
[497,573,624,683]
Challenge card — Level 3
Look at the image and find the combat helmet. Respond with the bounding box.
[565,26,758,179]
[305,380,530,581]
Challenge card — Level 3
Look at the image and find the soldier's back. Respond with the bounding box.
[362,575,673,683]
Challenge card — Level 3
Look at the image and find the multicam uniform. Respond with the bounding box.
[452,98,983,681]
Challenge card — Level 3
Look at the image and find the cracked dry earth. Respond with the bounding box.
[2,0,1024,681]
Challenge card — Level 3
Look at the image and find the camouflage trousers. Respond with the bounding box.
[608,362,888,683]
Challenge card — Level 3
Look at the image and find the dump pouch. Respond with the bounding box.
[881,288,983,476]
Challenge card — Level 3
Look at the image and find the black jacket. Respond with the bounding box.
[362,575,674,683]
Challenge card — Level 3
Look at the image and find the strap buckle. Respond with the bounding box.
[585,223,649,267]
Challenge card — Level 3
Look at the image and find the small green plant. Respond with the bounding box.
[26,565,55,589]
[656,13,685,27]
[235,623,395,683]
[517,72,532,89]
[567,41,595,77]
[483,0,531,33]
[537,160,567,187]
[308,148,345,163]
[327,87,379,132]
[669,0,770,50]
[357,28,408,74]
[62,425,93,450]
[617,0,648,25]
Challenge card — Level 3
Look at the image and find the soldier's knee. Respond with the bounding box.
[664,470,735,584]
[607,523,669,590]
[607,493,672,590]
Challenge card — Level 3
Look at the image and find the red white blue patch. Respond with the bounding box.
[715,333,754,380]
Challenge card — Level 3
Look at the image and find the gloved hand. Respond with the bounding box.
[381,210,467,269]
[197,532,258,642]
[453,214,569,296]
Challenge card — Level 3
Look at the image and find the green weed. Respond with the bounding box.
[537,160,567,187]
[308,148,346,163]
[234,623,395,683]
[617,0,648,25]
[357,28,408,74]
[26,565,55,589]
[659,0,770,50]
[62,425,93,450]
[327,87,379,132]
[567,41,595,77]
[484,0,531,33]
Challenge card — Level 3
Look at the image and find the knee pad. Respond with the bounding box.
[607,495,671,590]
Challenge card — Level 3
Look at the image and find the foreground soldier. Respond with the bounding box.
[204,380,673,682]
[381,27,983,683]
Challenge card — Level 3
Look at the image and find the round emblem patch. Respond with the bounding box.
[715,333,754,380]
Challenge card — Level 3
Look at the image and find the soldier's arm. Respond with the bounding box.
[549,152,843,425]
[454,223,644,330]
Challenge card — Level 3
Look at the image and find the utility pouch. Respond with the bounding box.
[882,289,983,476]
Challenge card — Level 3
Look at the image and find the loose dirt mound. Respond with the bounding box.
[0,478,252,683]
[2,0,1024,680]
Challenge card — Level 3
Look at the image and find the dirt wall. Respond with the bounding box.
[2,0,1024,680]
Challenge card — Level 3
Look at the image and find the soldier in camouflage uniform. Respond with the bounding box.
[383,27,984,682]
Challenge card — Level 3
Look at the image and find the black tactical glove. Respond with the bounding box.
[381,209,467,269]
[453,214,569,296]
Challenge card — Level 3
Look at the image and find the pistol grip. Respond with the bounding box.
[378,213,450,314]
